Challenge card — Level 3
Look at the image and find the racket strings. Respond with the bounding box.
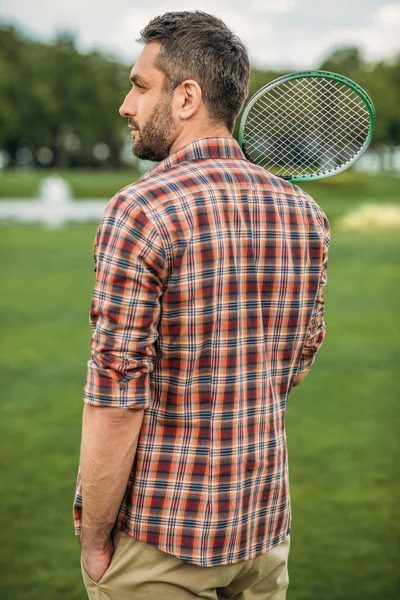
[248,95,363,165]
[264,81,368,144]
[259,98,362,171]
[247,95,368,174]
[247,79,369,159]
[247,88,366,173]
[244,77,370,177]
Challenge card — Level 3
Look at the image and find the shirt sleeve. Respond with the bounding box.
[83,193,167,409]
[296,215,330,374]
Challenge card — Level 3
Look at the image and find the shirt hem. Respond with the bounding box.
[109,523,291,567]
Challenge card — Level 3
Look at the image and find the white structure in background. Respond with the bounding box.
[0,175,109,228]
[40,175,72,205]
[354,147,400,174]
[1,147,399,229]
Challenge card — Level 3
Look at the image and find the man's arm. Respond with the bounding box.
[292,368,310,387]
[79,405,144,552]
[75,194,166,580]
[294,215,330,386]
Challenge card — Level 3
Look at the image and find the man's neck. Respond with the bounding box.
[169,124,232,156]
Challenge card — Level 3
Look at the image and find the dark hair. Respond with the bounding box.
[138,11,250,132]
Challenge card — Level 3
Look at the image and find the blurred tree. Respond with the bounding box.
[365,55,400,163]
[0,28,399,171]
[0,26,129,168]
[319,46,364,80]
[0,26,25,164]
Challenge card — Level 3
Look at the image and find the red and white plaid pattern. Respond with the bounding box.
[73,137,330,566]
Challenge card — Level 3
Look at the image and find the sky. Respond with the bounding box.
[1,0,399,69]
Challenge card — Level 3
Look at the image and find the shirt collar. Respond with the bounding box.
[141,137,247,180]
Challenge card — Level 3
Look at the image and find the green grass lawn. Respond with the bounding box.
[0,168,142,200]
[0,186,399,598]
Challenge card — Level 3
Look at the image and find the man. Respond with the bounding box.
[73,11,330,600]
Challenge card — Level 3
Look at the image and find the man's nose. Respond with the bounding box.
[119,91,136,118]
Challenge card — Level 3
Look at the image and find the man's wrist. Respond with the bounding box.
[80,537,111,554]
[80,524,113,553]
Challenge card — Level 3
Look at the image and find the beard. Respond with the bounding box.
[132,89,177,162]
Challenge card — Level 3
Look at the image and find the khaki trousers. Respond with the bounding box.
[81,530,290,600]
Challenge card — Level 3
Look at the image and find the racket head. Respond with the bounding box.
[238,70,376,183]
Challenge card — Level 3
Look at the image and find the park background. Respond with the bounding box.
[0,1,399,598]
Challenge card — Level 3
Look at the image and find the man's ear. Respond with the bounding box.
[174,79,202,120]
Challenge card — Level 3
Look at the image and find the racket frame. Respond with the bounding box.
[238,70,376,182]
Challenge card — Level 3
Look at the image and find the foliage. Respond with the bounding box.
[0,26,129,167]
[0,26,399,168]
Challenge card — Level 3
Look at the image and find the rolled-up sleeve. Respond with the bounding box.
[297,216,330,374]
[83,193,167,409]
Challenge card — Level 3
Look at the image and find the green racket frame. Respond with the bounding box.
[238,70,376,183]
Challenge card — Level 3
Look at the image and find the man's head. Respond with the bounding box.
[119,11,250,161]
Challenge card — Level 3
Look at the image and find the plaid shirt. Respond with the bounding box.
[73,137,330,567]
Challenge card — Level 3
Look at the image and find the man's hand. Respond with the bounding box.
[78,404,144,582]
[81,536,113,583]
[292,368,310,387]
